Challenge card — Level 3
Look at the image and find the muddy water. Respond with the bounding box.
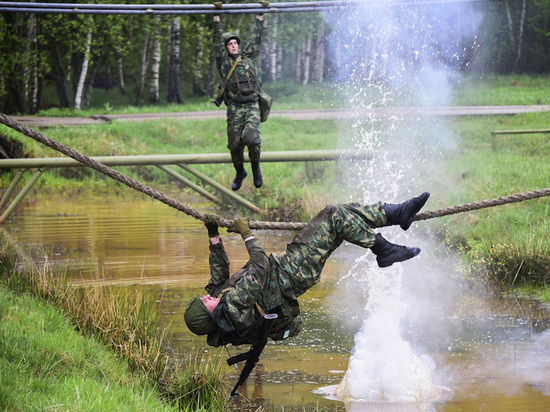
[3,192,550,411]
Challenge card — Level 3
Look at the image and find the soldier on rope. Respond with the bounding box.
[184,192,430,346]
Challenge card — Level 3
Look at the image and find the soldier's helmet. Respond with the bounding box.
[222,32,241,46]
[184,296,217,335]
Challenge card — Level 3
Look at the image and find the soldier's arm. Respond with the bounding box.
[214,238,269,333]
[212,15,225,69]
[205,238,231,295]
[246,15,264,57]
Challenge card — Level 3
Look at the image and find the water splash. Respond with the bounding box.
[334,256,436,403]
[320,0,483,405]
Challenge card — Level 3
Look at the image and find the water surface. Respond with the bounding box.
[3,192,550,411]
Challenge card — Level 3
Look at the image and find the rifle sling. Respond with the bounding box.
[215,55,241,103]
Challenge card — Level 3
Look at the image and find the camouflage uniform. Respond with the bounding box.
[213,18,263,165]
[206,203,387,347]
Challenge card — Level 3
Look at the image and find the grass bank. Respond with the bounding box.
[0,241,228,410]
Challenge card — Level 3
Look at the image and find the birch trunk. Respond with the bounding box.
[149,18,161,103]
[302,37,312,85]
[504,0,527,71]
[74,24,92,110]
[312,23,325,83]
[116,48,126,95]
[166,17,183,104]
[514,0,527,70]
[135,32,149,105]
[268,15,279,81]
[276,44,283,81]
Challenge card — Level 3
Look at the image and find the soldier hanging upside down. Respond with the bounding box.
[184,192,430,346]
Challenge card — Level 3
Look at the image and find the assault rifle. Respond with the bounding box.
[226,313,278,401]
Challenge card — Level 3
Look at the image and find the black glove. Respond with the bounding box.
[228,217,252,240]
[204,213,221,238]
[213,2,223,9]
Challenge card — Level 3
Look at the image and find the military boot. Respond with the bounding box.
[251,161,263,188]
[370,234,420,268]
[231,164,247,191]
[384,192,430,231]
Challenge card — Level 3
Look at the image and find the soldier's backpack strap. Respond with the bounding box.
[244,56,254,90]
[214,55,241,104]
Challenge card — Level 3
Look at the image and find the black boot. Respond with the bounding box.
[251,161,263,188]
[383,192,430,231]
[370,234,420,268]
[231,164,247,191]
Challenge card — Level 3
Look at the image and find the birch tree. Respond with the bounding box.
[135,32,150,105]
[167,16,183,104]
[504,0,528,71]
[74,20,93,110]
[149,17,161,104]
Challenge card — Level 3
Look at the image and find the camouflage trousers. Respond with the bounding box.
[276,203,387,297]
[226,101,261,164]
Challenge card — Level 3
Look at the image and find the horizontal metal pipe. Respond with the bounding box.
[491,129,550,135]
[0,0,493,15]
[0,150,368,169]
[0,7,329,14]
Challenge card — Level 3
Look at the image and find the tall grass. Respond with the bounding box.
[0,239,228,410]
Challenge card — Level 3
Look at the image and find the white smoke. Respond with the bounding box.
[319,0,483,406]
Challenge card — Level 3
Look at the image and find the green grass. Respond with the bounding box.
[0,285,177,411]
[451,74,550,106]
[0,242,229,411]
[434,110,550,288]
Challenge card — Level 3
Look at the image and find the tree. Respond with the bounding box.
[166,16,183,104]
[149,16,162,104]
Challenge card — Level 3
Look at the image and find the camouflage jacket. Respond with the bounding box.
[213,19,263,105]
[206,238,302,347]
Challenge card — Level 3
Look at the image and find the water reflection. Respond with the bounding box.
[3,192,550,410]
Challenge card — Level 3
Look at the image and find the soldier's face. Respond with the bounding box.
[226,39,239,55]
[201,294,220,312]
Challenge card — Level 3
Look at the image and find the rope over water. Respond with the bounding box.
[1,113,548,231]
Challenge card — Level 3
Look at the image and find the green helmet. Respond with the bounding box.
[184,296,217,335]
[222,32,240,46]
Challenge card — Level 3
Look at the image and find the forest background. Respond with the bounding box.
[1,0,550,114]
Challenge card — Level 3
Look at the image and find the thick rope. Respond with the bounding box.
[1,113,549,231]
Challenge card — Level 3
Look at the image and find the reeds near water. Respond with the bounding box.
[0,240,228,410]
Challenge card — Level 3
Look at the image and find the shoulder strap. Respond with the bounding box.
[216,56,241,102]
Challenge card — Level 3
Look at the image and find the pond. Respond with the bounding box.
[2,191,550,411]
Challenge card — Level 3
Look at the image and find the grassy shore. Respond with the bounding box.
[0,243,228,410]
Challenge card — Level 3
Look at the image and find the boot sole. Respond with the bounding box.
[378,247,421,268]
[401,192,430,230]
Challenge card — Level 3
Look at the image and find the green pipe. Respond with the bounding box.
[177,164,262,214]
[0,169,25,210]
[491,129,550,135]
[0,168,45,223]
[0,150,367,169]
[156,165,220,205]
